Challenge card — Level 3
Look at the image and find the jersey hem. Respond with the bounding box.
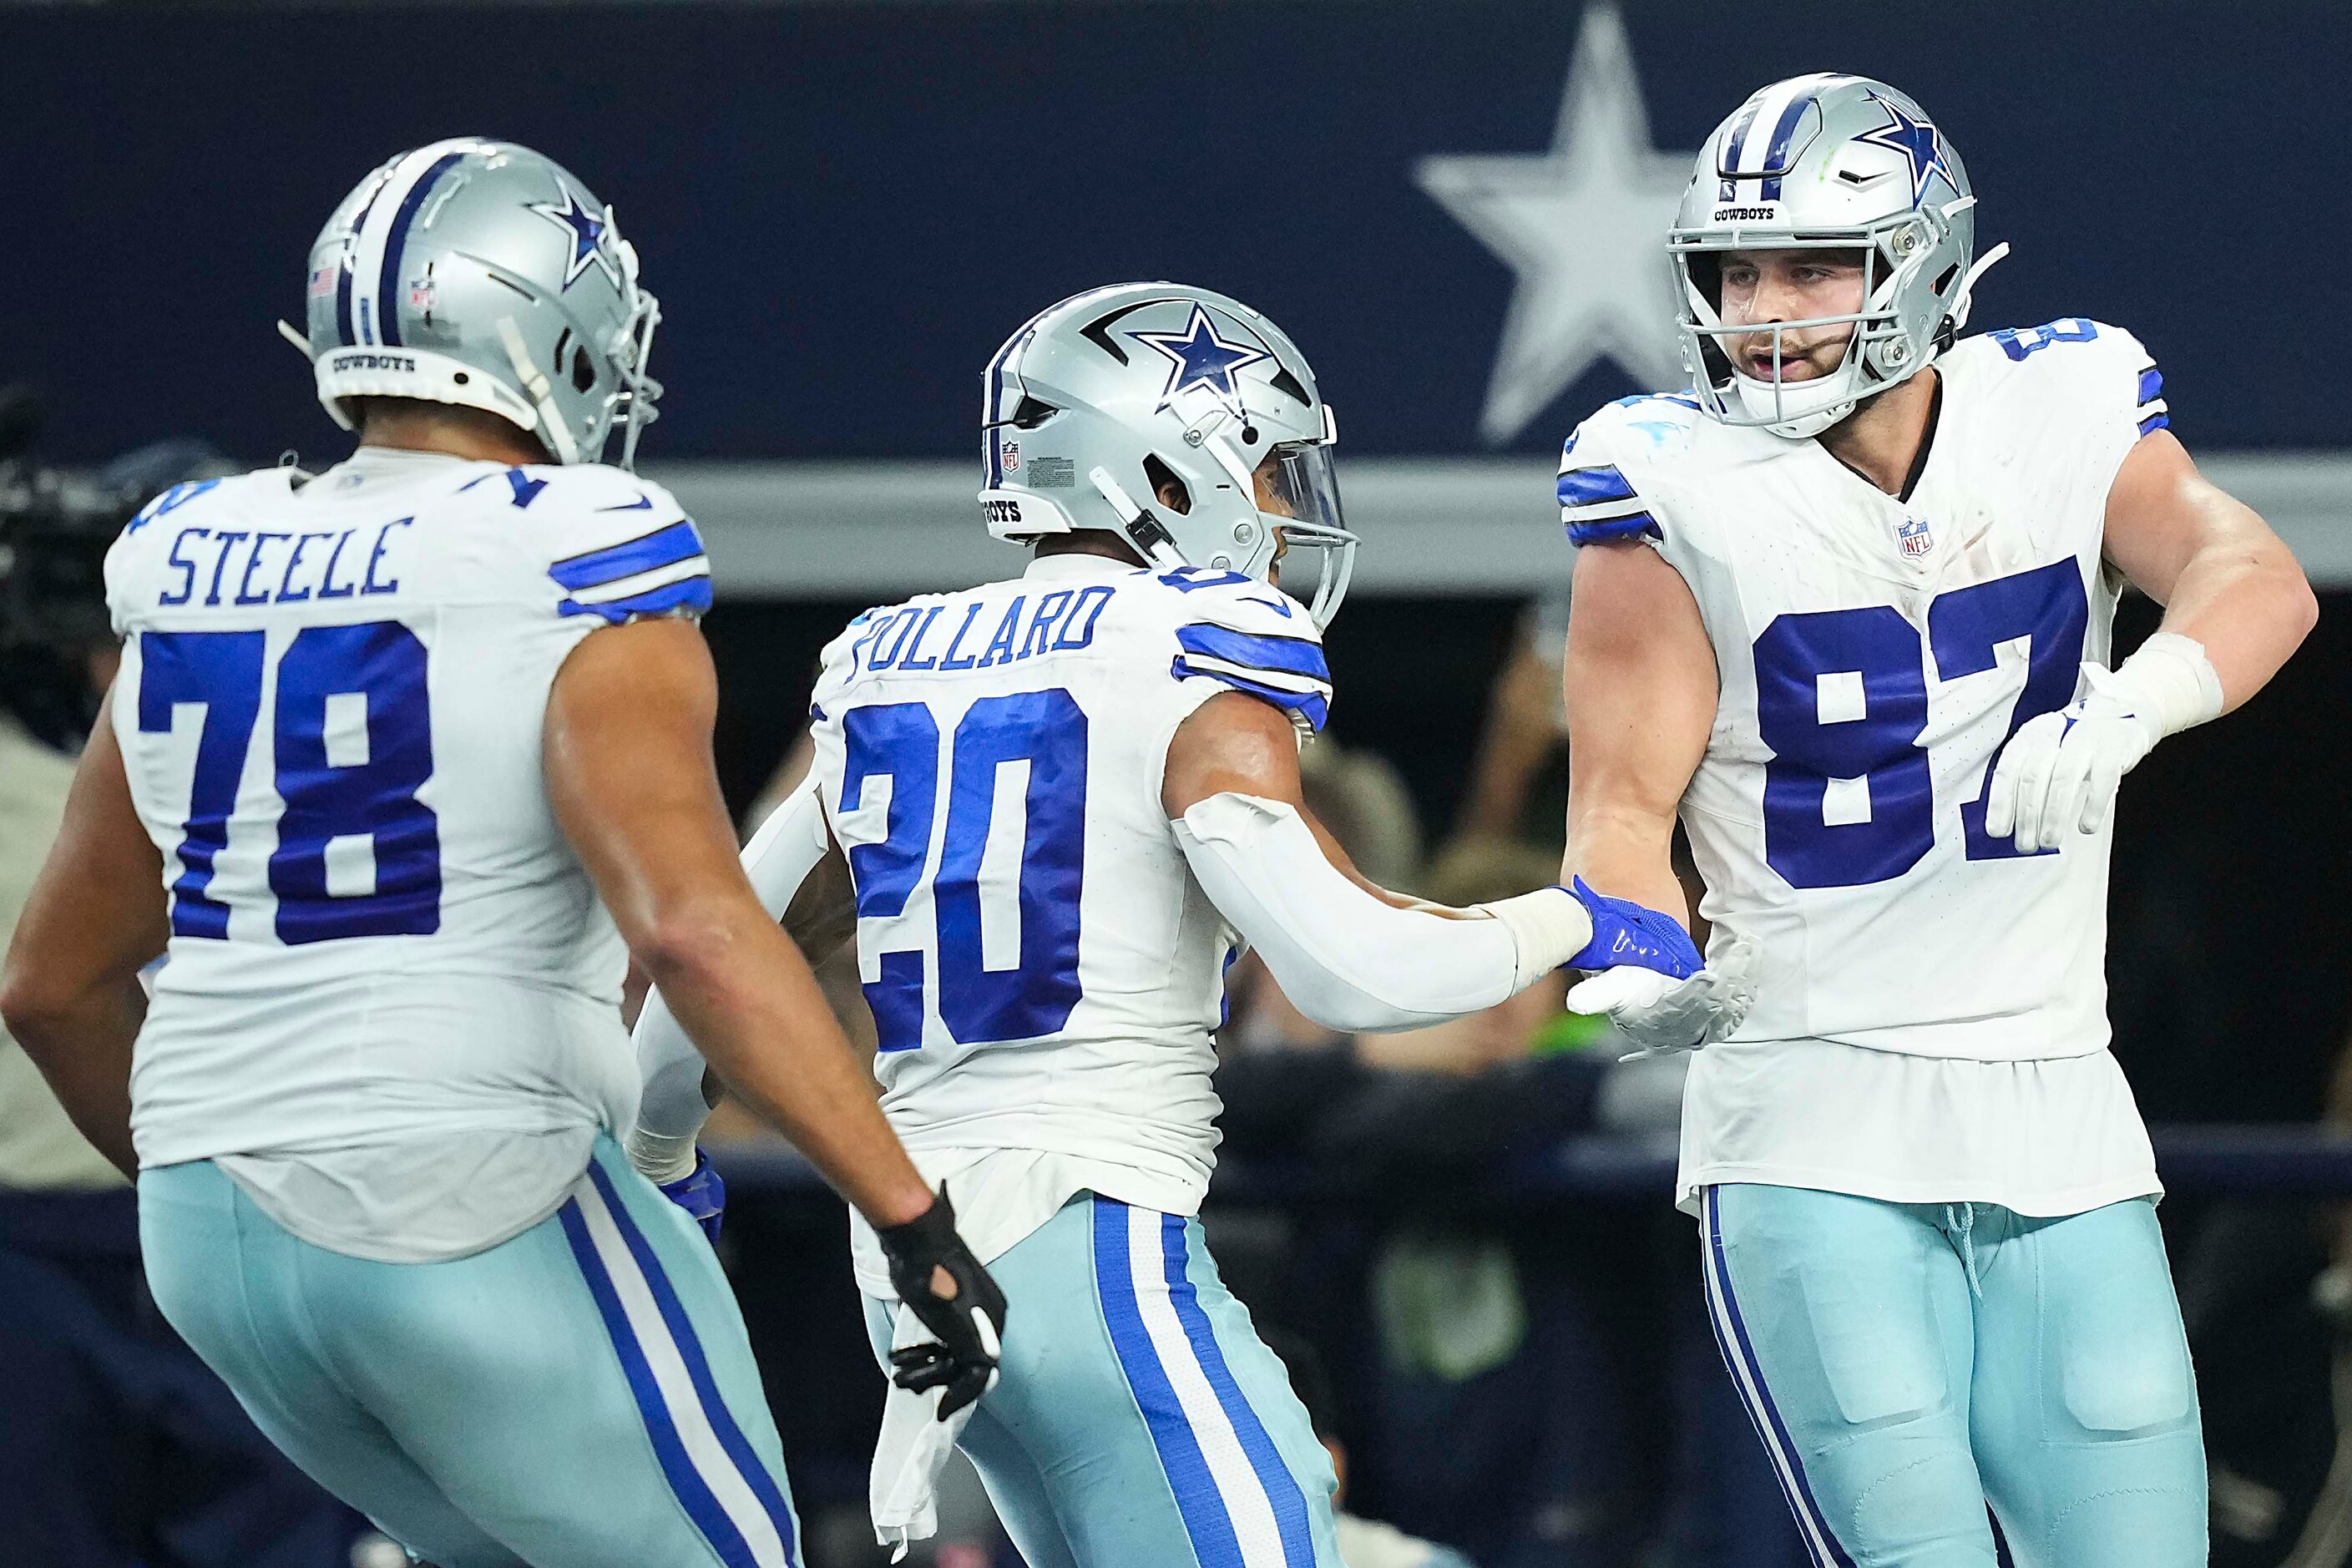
[1675,1164,2162,1222]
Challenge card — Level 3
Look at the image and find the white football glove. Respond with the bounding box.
[1567,934,1761,1060]
[1982,635,2223,856]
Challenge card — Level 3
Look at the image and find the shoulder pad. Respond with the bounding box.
[1966,319,2167,439]
[1557,395,1696,547]
[1159,574,1331,734]
[531,467,708,625]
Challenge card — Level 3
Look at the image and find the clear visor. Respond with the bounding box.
[1256,419,1357,629]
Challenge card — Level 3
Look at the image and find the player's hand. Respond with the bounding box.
[1570,934,1761,1059]
[656,1149,727,1247]
[1563,877,1702,979]
[875,1186,1008,1419]
[1984,665,2162,854]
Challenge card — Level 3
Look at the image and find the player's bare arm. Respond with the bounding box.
[1985,427,2319,851]
[544,615,935,1231]
[2101,428,2317,703]
[0,688,168,1178]
[1560,539,1718,927]
[1160,690,1416,905]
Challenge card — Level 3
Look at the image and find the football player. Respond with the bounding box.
[629,282,1699,1567]
[1555,75,2317,1565]
[0,139,1002,1568]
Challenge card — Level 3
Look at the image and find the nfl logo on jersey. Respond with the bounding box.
[1895,514,1935,559]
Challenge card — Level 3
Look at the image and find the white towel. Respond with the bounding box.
[868,1305,979,1561]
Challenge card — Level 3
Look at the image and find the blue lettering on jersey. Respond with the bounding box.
[856,585,1115,678]
[937,604,986,670]
[127,480,222,534]
[156,521,408,609]
[979,597,1024,667]
[1019,591,1074,660]
[898,605,949,670]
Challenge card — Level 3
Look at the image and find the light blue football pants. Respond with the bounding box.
[1700,1185,2206,1568]
[864,1193,1343,1568]
[139,1135,802,1568]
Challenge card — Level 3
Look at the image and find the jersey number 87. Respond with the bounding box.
[1755,560,2086,888]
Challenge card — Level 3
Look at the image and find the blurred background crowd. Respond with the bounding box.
[6,1,2351,1565]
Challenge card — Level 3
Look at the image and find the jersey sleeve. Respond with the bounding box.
[1985,319,2168,446]
[530,467,712,625]
[105,477,236,634]
[1158,569,1333,736]
[1557,401,1677,548]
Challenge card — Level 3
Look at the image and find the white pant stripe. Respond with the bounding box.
[1700,1191,1839,1567]
[573,1173,792,1568]
[1121,1204,1292,1568]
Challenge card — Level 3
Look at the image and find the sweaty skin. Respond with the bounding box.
[1564,282,2317,907]
[0,407,938,1232]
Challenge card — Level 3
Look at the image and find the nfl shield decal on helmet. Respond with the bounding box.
[1895,514,1935,559]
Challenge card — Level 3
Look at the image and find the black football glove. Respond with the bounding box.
[874,1185,1007,1419]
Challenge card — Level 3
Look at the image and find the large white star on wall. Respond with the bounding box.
[1416,3,1695,445]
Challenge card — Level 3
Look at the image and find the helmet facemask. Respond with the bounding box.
[1673,217,1949,439]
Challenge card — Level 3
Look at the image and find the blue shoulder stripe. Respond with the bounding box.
[2137,366,2163,407]
[559,574,714,624]
[2137,411,2170,438]
[1176,621,1330,685]
[1567,512,1663,547]
[550,519,704,592]
[1171,657,1331,733]
[1557,464,1637,509]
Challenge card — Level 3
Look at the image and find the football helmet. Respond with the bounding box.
[977,283,1356,627]
[1669,74,2008,438]
[286,139,661,468]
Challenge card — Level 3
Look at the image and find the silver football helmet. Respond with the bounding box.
[283,139,661,467]
[1669,74,2008,439]
[978,283,1357,627]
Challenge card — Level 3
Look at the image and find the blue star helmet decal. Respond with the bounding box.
[1130,304,1270,417]
[1854,94,1960,206]
[527,181,620,290]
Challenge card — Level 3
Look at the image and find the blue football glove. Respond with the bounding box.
[1563,877,1702,979]
[658,1150,726,1247]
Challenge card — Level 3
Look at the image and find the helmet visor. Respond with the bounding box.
[1260,438,1347,540]
[1256,432,1356,629]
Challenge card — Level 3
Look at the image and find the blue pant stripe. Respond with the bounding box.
[1157,1213,1317,1568]
[1093,1197,1247,1568]
[1705,1191,1858,1568]
[584,1160,800,1565]
[558,1199,761,1568]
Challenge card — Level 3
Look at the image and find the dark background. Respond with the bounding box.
[5,1,2347,463]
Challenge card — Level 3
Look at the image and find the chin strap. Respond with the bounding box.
[1088,467,1187,572]
[1945,242,2012,337]
[496,316,579,465]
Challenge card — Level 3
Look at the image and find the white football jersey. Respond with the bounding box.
[808,552,1331,1273]
[1560,320,2171,1214]
[1561,320,2170,1062]
[107,447,711,1255]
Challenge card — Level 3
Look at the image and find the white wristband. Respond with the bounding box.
[2107,632,2224,741]
[1474,887,1596,992]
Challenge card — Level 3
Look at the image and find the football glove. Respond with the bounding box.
[875,1186,1009,1420]
[656,1149,727,1247]
[1984,636,2223,856]
[1563,877,1702,979]
[1569,933,1762,1060]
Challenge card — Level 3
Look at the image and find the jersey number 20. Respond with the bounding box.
[1754,560,2088,888]
[139,622,440,943]
[838,690,1086,1051]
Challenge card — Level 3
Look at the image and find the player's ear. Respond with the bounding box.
[1143,454,1192,515]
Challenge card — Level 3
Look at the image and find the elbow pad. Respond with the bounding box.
[630,776,833,1177]
[1173,792,1591,1034]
